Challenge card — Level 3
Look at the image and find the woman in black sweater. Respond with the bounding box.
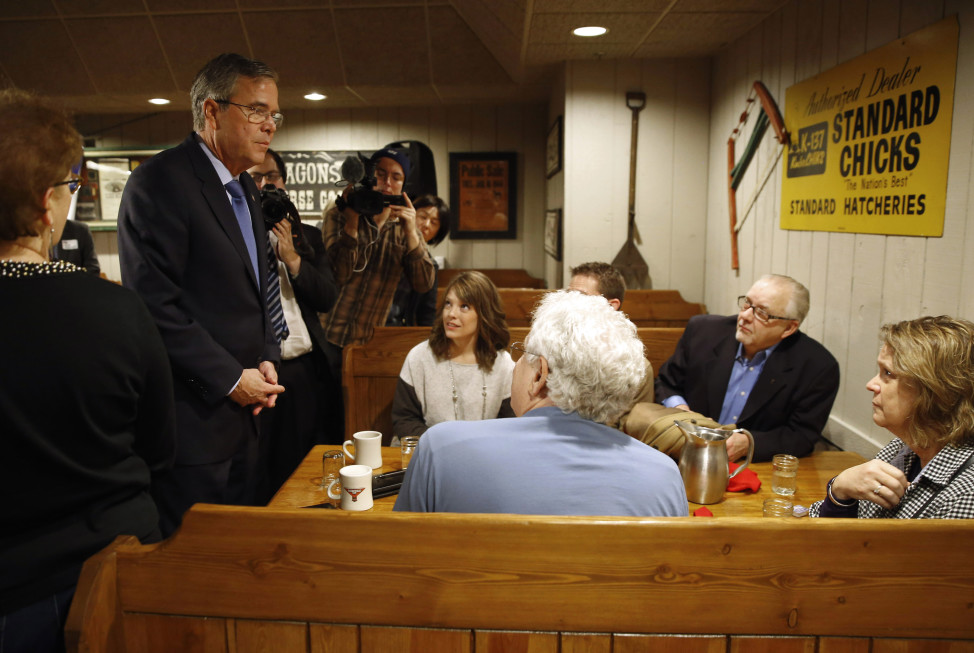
[0,90,175,653]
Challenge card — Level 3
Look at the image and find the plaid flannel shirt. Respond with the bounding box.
[322,205,435,347]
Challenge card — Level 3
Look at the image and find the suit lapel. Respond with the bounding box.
[707,330,738,416]
[185,135,261,293]
[739,334,797,424]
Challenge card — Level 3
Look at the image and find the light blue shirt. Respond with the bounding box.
[393,406,688,517]
[717,342,779,424]
[662,342,780,425]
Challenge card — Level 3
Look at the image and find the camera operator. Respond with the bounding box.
[247,149,340,499]
[321,147,435,379]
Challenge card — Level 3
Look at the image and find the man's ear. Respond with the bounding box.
[202,98,221,130]
[531,356,550,397]
[781,320,800,340]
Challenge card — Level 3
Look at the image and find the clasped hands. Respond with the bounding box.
[229,361,285,415]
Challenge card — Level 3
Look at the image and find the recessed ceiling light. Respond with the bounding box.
[304,92,327,101]
[573,26,607,37]
[148,98,170,105]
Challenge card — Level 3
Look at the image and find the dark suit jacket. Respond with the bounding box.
[655,314,840,461]
[118,133,279,465]
[287,222,338,353]
[54,220,100,275]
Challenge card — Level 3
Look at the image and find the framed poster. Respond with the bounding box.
[546,116,562,178]
[449,152,517,239]
[544,209,562,260]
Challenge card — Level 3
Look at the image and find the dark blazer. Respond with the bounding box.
[118,133,279,465]
[287,222,338,353]
[54,219,100,275]
[655,314,840,461]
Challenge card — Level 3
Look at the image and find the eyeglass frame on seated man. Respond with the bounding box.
[737,295,795,323]
[509,341,543,359]
[215,100,284,128]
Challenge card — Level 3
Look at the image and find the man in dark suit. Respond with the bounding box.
[118,53,285,535]
[655,274,839,462]
[247,148,340,499]
[52,219,100,275]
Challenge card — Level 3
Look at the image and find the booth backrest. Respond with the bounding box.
[342,326,684,440]
[434,288,706,327]
[66,505,974,653]
[437,268,545,288]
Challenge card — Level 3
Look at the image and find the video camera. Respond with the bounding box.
[339,153,406,217]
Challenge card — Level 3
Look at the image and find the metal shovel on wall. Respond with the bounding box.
[612,91,652,290]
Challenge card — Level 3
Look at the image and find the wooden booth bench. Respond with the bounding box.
[342,326,684,441]
[437,267,546,289]
[434,288,706,328]
[66,504,974,652]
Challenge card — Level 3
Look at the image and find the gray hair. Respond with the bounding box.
[758,274,810,324]
[524,290,647,425]
[190,53,278,132]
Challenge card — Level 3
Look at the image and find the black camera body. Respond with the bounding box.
[259,186,299,231]
[341,153,406,217]
[259,185,312,257]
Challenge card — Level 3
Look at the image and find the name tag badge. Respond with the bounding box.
[61,239,79,250]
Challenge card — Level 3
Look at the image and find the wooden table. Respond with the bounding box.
[688,450,866,516]
[268,445,403,511]
[268,445,866,516]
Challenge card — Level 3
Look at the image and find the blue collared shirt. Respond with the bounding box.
[662,341,780,425]
[717,342,779,424]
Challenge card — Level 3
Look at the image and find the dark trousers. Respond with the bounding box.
[323,341,346,445]
[151,433,259,537]
[0,587,74,653]
[257,350,338,503]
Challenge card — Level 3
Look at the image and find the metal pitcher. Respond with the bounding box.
[676,420,755,505]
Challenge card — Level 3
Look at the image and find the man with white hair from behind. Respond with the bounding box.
[394,290,688,517]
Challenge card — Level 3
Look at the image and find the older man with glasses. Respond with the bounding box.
[655,274,840,462]
[118,53,286,536]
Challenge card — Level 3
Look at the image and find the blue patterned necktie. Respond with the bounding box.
[225,179,288,342]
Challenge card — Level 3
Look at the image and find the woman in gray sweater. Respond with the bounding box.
[392,271,515,438]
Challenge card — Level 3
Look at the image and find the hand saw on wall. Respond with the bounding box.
[727,81,790,273]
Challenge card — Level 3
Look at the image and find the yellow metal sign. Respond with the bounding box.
[781,17,958,236]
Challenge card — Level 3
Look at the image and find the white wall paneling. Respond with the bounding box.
[706,0,971,457]
[79,102,547,283]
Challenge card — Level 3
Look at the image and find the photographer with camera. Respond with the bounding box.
[247,149,340,498]
[322,147,435,361]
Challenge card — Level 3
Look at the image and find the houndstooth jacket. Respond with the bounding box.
[811,437,974,519]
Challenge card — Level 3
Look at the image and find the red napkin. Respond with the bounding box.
[726,462,762,493]
[693,507,713,517]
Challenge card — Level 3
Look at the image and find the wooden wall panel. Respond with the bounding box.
[561,633,612,653]
[310,623,358,653]
[361,625,471,652]
[613,634,725,653]
[475,630,559,652]
[729,636,815,653]
[234,620,307,653]
[818,636,871,653]
[871,640,974,653]
[122,614,228,653]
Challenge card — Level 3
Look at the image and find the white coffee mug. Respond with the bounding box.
[327,464,373,511]
[342,430,383,471]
